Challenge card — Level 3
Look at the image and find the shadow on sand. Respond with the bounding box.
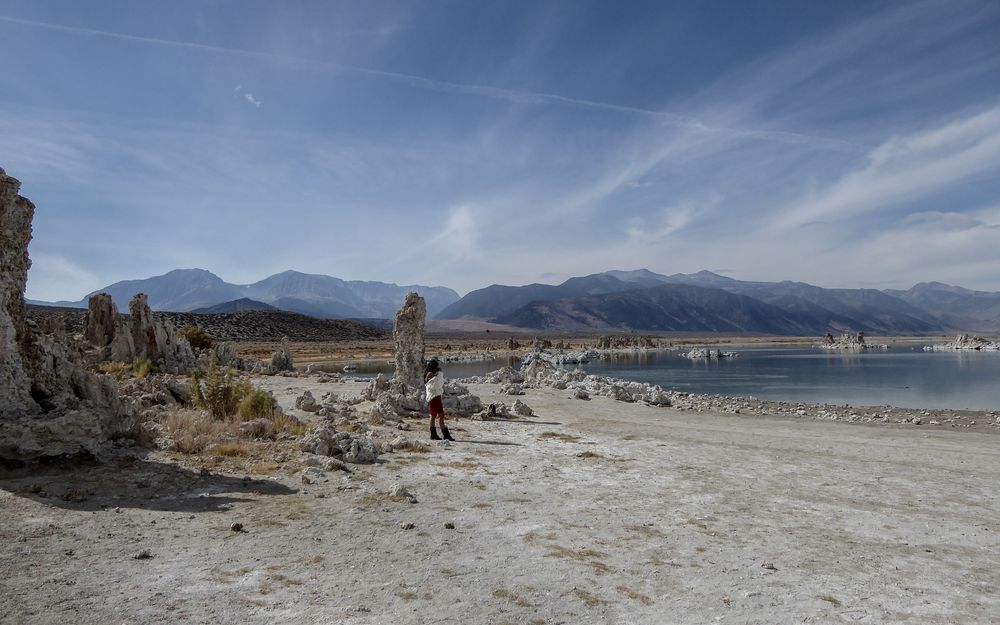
[0,454,297,513]
[457,439,525,447]
[486,418,563,426]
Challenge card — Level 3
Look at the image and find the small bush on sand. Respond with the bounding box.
[165,409,240,454]
[190,354,251,418]
[179,324,213,350]
[272,411,310,436]
[212,442,248,457]
[132,357,155,378]
[238,388,277,420]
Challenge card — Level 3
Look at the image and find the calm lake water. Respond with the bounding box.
[341,346,1000,411]
[583,347,1000,411]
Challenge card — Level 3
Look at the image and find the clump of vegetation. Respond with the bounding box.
[165,409,240,454]
[169,354,308,454]
[178,324,214,350]
[238,388,278,420]
[212,442,248,457]
[272,411,309,436]
[98,361,131,378]
[190,354,251,418]
[132,357,156,378]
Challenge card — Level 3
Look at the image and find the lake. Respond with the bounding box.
[342,346,1000,411]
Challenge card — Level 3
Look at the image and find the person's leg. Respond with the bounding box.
[440,413,454,441]
[429,411,440,440]
[429,395,444,439]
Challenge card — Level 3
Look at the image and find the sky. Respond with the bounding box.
[2,0,1000,300]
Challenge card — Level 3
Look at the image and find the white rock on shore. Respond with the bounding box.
[925,333,1000,351]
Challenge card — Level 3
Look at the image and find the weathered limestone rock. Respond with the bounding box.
[1,167,134,460]
[128,294,195,371]
[500,382,525,396]
[83,293,119,347]
[294,390,319,413]
[270,337,294,373]
[926,333,1000,351]
[362,373,389,401]
[82,292,135,361]
[299,425,378,464]
[392,292,426,390]
[512,399,534,416]
[596,335,656,349]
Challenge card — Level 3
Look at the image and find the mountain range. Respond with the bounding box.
[32,269,460,319]
[28,267,1000,335]
[438,270,1000,334]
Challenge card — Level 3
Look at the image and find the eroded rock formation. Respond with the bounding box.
[392,292,426,390]
[1,167,133,461]
[82,291,195,371]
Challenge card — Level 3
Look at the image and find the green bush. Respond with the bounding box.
[190,353,250,418]
[179,324,213,350]
[238,388,277,420]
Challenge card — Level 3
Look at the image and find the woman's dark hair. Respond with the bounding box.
[425,358,441,374]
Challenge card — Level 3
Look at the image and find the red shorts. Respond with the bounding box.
[428,395,444,416]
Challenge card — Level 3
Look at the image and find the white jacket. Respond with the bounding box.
[425,373,444,400]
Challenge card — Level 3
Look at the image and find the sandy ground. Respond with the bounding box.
[2,377,998,625]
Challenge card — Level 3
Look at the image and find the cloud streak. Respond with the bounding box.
[0,14,860,153]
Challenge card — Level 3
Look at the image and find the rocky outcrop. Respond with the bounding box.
[82,292,195,371]
[925,334,1000,351]
[1,167,133,461]
[596,335,656,349]
[299,425,378,464]
[682,348,738,359]
[819,332,888,351]
[392,293,426,390]
[83,293,119,347]
[269,337,294,373]
[128,294,196,370]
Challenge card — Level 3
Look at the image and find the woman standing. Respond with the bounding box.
[424,359,454,441]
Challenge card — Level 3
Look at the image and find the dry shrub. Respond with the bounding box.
[165,409,240,454]
[212,442,248,457]
[132,357,155,378]
[272,412,309,436]
[178,324,213,350]
[99,361,131,378]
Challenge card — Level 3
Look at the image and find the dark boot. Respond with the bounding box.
[430,426,441,440]
[442,426,455,441]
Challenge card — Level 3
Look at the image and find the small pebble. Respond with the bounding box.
[133,549,153,560]
[444,522,456,530]
[230,522,244,532]
[401,523,415,530]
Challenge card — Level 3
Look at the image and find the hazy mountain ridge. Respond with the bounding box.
[443,269,1000,334]
[41,268,460,319]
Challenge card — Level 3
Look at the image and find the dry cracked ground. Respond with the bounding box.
[1,379,998,624]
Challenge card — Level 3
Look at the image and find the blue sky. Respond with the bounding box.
[2,0,999,300]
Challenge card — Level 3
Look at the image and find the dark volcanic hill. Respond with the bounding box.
[191,298,277,313]
[27,305,388,342]
[43,268,459,319]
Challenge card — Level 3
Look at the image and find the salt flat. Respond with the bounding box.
[2,378,997,625]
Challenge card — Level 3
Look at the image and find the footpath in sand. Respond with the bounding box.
[1,378,998,625]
